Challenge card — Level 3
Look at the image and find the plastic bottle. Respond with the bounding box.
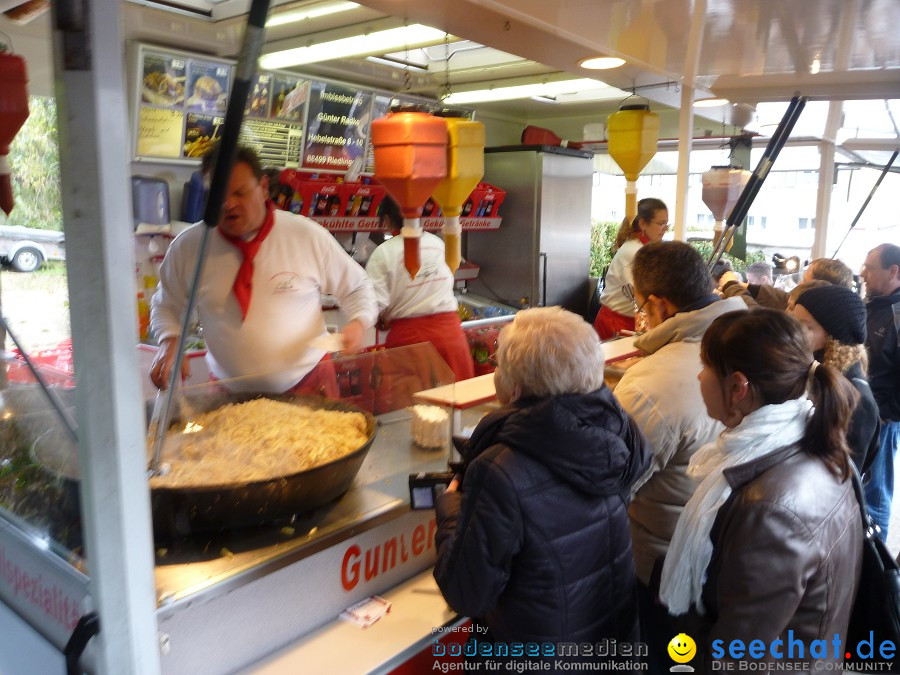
[371,105,448,279]
[430,113,485,273]
[137,291,150,342]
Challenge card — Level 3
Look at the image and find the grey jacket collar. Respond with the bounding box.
[634,295,747,355]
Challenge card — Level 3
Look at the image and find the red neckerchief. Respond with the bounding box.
[219,201,276,320]
[639,231,652,244]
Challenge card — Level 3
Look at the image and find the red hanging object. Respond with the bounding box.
[0,50,29,216]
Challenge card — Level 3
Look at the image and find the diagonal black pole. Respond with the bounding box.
[708,95,808,270]
[150,0,271,473]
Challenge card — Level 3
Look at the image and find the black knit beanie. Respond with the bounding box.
[795,285,866,345]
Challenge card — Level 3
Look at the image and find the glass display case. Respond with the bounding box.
[0,344,487,672]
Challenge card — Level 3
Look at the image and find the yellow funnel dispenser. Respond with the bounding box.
[431,112,485,273]
[607,102,660,224]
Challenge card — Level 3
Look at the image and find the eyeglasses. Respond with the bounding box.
[488,353,499,369]
[650,220,670,229]
[622,284,650,316]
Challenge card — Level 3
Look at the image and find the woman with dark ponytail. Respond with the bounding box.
[659,309,863,670]
[594,198,668,340]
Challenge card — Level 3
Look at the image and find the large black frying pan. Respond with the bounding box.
[32,392,377,536]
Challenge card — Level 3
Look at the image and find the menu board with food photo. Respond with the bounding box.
[184,113,223,158]
[273,76,309,121]
[245,73,272,118]
[185,61,230,113]
[141,53,186,108]
[302,81,373,171]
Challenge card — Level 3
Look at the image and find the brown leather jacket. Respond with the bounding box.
[697,445,863,669]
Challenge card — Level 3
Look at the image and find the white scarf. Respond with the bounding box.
[659,397,813,616]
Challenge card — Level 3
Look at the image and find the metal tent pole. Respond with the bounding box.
[51,0,160,670]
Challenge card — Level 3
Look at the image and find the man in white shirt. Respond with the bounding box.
[150,146,376,394]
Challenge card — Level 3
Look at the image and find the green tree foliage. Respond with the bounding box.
[7,97,63,231]
[590,220,620,278]
[590,219,768,279]
[687,240,767,275]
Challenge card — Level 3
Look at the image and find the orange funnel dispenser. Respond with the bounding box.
[0,51,29,217]
[371,105,448,279]
[607,102,659,224]
[431,111,484,273]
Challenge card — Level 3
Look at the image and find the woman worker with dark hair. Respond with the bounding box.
[594,198,669,340]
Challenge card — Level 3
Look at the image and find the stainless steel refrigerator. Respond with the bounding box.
[465,145,594,316]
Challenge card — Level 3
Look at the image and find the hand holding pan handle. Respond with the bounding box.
[150,0,272,476]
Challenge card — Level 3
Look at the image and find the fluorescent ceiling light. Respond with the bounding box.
[266,1,359,28]
[579,56,626,70]
[694,97,730,108]
[443,78,609,105]
[364,55,429,72]
[260,24,447,69]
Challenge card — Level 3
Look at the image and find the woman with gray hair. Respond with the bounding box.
[434,307,650,665]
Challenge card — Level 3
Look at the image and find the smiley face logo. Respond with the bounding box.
[667,633,697,664]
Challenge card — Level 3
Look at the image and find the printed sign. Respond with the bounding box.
[185,60,230,113]
[239,118,304,169]
[184,113,223,158]
[302,81,373,171]
[140,53,186,108]
[137,107,185,158]
[272,76,309,121]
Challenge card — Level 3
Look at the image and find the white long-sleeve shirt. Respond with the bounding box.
[365,231,458,321]
[150,210,377,392]
[599,238,642,315]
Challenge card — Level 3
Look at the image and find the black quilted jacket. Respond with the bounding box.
[433,386,651,643]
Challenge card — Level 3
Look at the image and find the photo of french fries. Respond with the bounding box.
[184,134,218,157]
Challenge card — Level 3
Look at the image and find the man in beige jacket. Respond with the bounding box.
[613,241,746,673]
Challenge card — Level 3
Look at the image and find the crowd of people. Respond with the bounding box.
[149,146,899,672]
[434,240,900,672]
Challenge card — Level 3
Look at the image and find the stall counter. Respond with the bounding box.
[0,386,494,673]
[251,570,465,674]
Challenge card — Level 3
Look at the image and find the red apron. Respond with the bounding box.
[385,312,475,382]
[375,312,475,414]
[593,305,635,340]
[285,353,339,398]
